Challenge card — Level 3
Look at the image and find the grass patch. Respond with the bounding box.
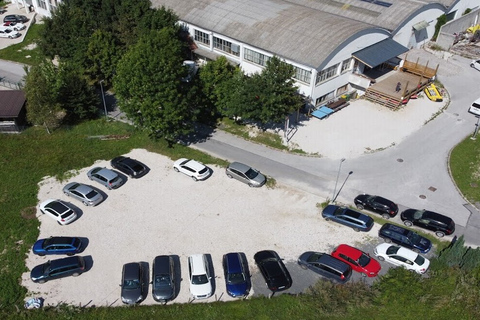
[0,23,45,65]
[450,135,480,204]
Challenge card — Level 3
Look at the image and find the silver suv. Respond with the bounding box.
[87,167,124,190]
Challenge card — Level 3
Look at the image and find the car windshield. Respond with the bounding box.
[123,279,140,290]
[357,253,371,267]
[154,275,171,288]
[414,255,425,266]
[245,168,259,179]
[85,190,98,199]
[227,272,245,285]
[333,207,345,216]
[386,246,400,255]
[192,274,208,285]
[306,253,322,263]
[413,210,425,220]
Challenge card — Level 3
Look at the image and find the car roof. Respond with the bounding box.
[334,244,362,260]
[225,252,242,273]
[184,159,205,171]
[389,245,418,260]
[154,256,171,275]
[380,223,408,235]
[50,256,82,269]
[228,162,251,173]
[123,262,141,280]
[95,167,117,179]
[44,236,75,245]
[317,254,350,272]
[189,254,207,275]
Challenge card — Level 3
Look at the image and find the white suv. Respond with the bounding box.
[0,27,20,39]
[188,254,213,299]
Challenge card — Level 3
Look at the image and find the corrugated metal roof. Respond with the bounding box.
[152,0,375,68]
[0,90,26,118]
[352,38,409,68]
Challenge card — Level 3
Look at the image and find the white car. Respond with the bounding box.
[173,158,210,181]
[188,254,213,299]
[0,27,20,39]
[3,21,26,31]
[374,243,430,274]
[471,60,480,71]
[39,199,78,225]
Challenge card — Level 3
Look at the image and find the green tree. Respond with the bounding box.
[24,62,64,133]
[113,28,193,145]
[199,56,240,107]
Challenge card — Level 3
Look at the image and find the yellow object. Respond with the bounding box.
[424,83,443,102]
[467,24,480,33]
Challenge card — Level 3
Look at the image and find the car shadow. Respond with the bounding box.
[205,253,216,296]
[140,261,150,302]
[171,255,182,301]
[110,170,129,186]
[65,202,84,223]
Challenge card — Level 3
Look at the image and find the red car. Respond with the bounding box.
[331,244,381,277]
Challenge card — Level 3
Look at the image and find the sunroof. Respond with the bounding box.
[359,0,392,7]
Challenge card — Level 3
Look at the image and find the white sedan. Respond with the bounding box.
[471,60,480,71]
[39,199,78,225]
[173,158,211,181]
[0,28,20,39]
[374,243,430,274]
[3,21,26,31]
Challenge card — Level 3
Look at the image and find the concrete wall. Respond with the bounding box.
[437,8,480,50]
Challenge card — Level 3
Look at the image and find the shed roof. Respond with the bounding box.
[352,38,409,68]
[0,90,26,118]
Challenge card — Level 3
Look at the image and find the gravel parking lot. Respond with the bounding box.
[22,148,377,307]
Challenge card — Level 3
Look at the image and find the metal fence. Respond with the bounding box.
[0,77,24,90]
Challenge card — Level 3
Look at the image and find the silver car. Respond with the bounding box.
[63,182,104,206]
[87,167,124,190]
[225,162,266,187]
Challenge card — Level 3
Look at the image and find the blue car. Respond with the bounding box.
[223,252,250,298]
[322,205,374,232]
[32,237,83,256]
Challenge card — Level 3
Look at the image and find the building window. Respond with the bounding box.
[293,66,311,84]
[315,91,335,106]
[341,58,352,73]
[316,64,339,84]
[194,30,210,46]
[38,0,47,10]
[213,37,240,56]
[244,48,269,66]
[337,84,349,95]
[49,0,59,11]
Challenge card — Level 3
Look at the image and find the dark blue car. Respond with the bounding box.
[379,223,432,254]
[223,252,250,298]
[33,237,83,256]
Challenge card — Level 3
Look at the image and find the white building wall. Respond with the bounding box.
[393,8,444,49]
[448,0,480,19]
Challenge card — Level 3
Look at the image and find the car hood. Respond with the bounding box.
[227,281,249,297]
[121,287,143,304]
[30,264,46,281]
[32,239,45,254]
[366,258,382,275]
[190,282,212,297]
[414,237,432,253]
[153,286,174,301]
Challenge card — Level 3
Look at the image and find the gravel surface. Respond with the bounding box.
[22,149,377,307]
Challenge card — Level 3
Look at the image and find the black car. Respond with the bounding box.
[152,256,175,303]
[298,252,352,283]
[30,256,86,283]
[401,209,455,237]
[322,205,374,232]
[379,223,432,254]
[354,194,398,219]
[3,14,28,23]
[254,250,292,292]
[111,156,148,178]
[121,262,147,305]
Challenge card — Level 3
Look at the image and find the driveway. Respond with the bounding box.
[22,149,376,306]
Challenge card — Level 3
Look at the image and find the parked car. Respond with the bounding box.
[3,14,28,23]
[173,158,211,181]
[470,59,480,71]
[30,256,86,283]
[87,167,124,189]
[374,243,430,274]
[39,199,77,225]
[121,262,146,305]
[152,255,176,303]
[331,244,381,277]
[298,251,352,283]
[378,223,432,254]
[322,205,374,232]
[3,21,26,31]
[62,182,103,206]
[226,162,266,187]
[354,194,398,219]
[254,250,292,292]
[223,252,250,298]
[32,236,83,256]
[400,208,455,237]
[188,254,213,299]
[0,27,20,39]
[110,156,147,178]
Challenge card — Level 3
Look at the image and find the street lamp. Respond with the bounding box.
[99,80,108,120]
[332,158,346,202]
[471,116,480,140]
[333,171,353,203]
